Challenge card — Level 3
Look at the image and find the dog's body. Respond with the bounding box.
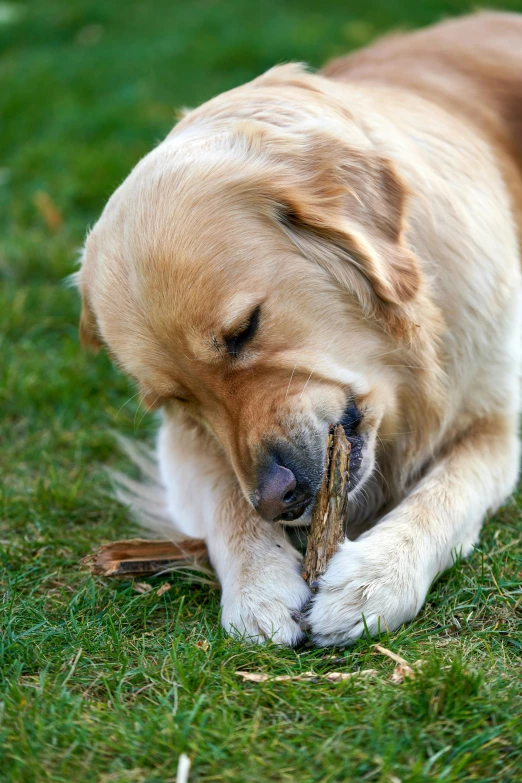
[78,13,522,646]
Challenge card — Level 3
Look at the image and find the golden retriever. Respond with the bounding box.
[76,12,522,646]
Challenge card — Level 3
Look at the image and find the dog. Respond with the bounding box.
[76,12,522,646]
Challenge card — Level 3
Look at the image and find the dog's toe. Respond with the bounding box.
[221,560,311,647]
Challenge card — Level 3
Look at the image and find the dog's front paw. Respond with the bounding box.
[307,527,431,647]
[220,547,311,647]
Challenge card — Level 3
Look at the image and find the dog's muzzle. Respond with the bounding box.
[253,400,365,522]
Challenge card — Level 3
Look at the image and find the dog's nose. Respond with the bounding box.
[255,460,312,522]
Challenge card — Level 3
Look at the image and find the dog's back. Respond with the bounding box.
[323,12,522,230]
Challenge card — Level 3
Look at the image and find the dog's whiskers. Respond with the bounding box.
[372,461,391,495]
[135,396,160,431]
[284,362,298,401]
[114,390,141,421]
[182,352,204,363]
[299,335,339,400]
[300,366,317,400]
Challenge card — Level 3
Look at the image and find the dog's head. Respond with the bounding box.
[77,65,423,522]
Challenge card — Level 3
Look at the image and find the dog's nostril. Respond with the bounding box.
[283,489,296,504]
[255,463,300,521]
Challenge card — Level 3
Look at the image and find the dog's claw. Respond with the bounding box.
[290,609,312,632]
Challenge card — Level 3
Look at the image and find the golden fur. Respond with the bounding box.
[77,12,522,645]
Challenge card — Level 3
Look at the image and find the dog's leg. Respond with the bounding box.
[158,408,310,645]
[307,413,520,646]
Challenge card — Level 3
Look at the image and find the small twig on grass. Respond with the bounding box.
[374,643,423,683]
[373,644,410,666]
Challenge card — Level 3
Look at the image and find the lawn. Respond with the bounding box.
[1,1,522,781]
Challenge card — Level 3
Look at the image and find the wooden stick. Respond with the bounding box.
[80,538,207,577]
[302,424,350,589]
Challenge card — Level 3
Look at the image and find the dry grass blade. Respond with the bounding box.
[133,582,152,594]
[235,669,378,683]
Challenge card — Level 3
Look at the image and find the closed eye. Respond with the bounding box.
[224,305,260,357]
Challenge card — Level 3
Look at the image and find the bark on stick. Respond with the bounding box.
[302,424,350,589]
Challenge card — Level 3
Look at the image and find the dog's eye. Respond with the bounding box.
[224,306,260,357]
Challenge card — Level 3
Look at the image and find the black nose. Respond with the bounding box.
[255,459,312,522]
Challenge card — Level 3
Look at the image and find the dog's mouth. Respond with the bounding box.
[277,497,315,523]
[340,401,365,491]
[345,434,365,490]
[275,401,365,524]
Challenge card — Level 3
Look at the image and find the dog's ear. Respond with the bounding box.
[72,266,102,352]
[272,142,420,310]
[79,295,102,351]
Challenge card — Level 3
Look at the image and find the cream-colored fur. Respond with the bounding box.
[77,12,522,646]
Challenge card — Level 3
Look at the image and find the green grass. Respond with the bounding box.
[1,0,522,780]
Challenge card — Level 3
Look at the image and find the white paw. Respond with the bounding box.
[220,543,311,647]
[307,525,432,647]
